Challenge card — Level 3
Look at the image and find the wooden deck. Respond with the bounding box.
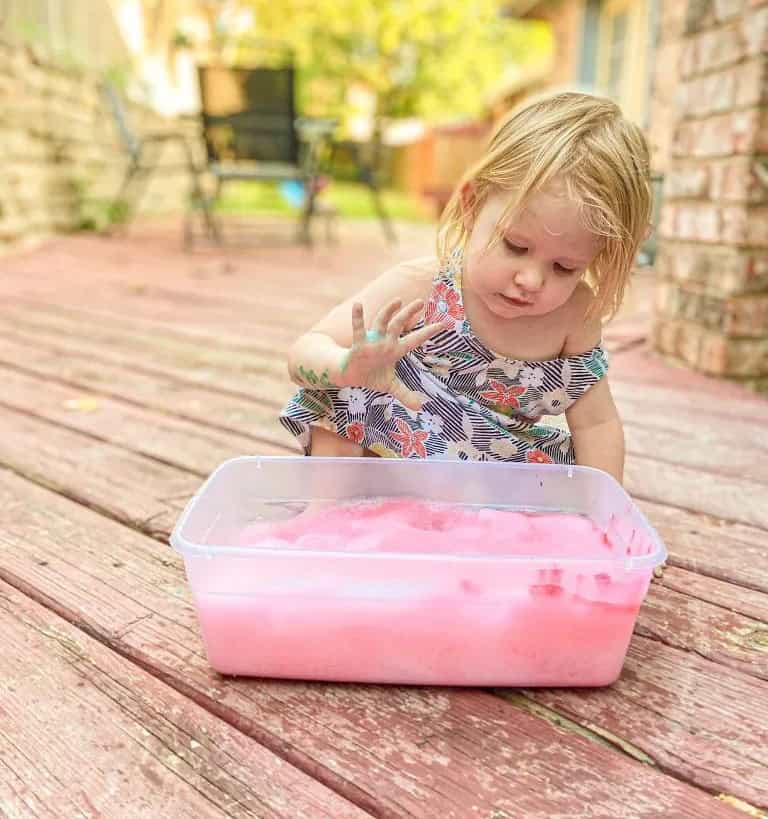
[0,220,766,819]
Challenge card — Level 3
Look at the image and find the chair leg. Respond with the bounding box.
[367,178,396,244]
[189,176,222,245]
[298,179,316,246]
[110,160,142,225]
[206,177,224,243]
[183,145,223,247]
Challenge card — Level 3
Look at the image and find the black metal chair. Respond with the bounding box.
[197,62,335,246]
[102,82,215,245]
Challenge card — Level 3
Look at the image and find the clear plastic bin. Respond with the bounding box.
[171,456,666,687]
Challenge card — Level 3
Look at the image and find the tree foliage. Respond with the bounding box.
[236,0,550,122]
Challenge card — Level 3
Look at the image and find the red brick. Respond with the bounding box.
[698,330,729,374]
[655,244,768,294]
[746,253,768,287]
[685,0,716,32]
[669,203,722,241]
[652,318,683,356]
[654,280,679,316]
[666,165,710,198]
[678,71,735,116]
[679,40,698,78]
[695,24,748,71]
[675,110,761,158]
[721,205,749,243]
[747,207,768,245]
[758,109,768,151]
[695,329,768,375]
[724,294,768,335]
[742,6,768,55]
[714,0,747,20]
[709,157,768,203]
[682,288,724,326]
[659,203,678,238]
[678,322,705,366]
[675,204,697,240]
[671,122,691,156]
[728,336,768,374]
[733,58,768,107]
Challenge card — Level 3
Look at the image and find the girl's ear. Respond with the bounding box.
[643,222,653,241]
[459,181,478,233]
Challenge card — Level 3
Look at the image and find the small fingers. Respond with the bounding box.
[400,322,446,353]
[388,299,424,339]
[351,302,366,347]
[371,298,402,337]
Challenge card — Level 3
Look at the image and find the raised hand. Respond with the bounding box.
[338,298,445,411]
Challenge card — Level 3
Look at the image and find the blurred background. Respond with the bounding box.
[0,0,765,388]
[0,0,661,235]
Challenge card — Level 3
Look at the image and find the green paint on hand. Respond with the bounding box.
[297,364,335,388]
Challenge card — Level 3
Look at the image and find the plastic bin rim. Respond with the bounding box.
[169,456,668,570]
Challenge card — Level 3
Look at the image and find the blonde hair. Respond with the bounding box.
[436,91,652,319]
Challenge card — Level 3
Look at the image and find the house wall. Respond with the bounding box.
[647,0,688,173]
[0,41,198,253]
[652,0,768,390]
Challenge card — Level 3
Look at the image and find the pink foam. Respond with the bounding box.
[194,498,651,685]
[238,497,612,558]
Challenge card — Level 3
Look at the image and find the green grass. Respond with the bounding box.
[215,180,433,222]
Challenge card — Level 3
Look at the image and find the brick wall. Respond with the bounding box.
[0,41,201,252]
[648,0,688,173]
[653,0,768,391]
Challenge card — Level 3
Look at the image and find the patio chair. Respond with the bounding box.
[197,62,336,246]
[102,82,215,247]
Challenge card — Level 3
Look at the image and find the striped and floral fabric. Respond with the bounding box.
[280,255,609,464]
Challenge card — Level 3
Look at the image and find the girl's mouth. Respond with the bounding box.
[498,293,533,308]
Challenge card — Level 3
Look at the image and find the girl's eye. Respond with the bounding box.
[554,262,576,274]
[504,240,527,254]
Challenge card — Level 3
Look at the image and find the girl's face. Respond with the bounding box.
[462,184,602,320]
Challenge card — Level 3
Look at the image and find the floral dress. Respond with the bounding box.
[279,254,609,464]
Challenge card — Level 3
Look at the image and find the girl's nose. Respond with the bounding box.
[513,264,544,293]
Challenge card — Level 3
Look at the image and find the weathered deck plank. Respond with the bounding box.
[658,566,768,622]
[3,304,768,529]
[2,336,766,600]
[9,296,768,434]
[637,500,768,594]
[0,308,291,401]
[0,334,291,444]
[638,576,768,681]
[1,358,766,595]
[0,405,197,537]
[0,579,374,819]
[520,635,768,808]
[0,473,746,818]
[0,365,287,474]
[4,364,765,687]
[2,229,767,815]
[0,466,764,811]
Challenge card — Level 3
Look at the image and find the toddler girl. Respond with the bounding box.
[280,92,652,484]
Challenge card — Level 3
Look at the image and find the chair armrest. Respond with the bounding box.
[295,117,338,143]
[137,132,204,170]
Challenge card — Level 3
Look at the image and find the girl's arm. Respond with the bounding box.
[565,378,625,484]
[562,287,625,483]
[286,257,442,409]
